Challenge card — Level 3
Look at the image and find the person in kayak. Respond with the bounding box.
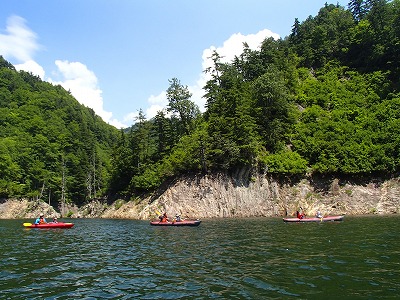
[296,209,305,219]
[52,217,58,223]
[315,210,323,218]
[34,214,47,224]
[159,212,169,223]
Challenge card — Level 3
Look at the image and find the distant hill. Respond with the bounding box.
[0,56,119,207]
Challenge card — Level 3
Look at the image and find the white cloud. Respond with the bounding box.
[106,118,127,129]
[148,91,167,105]
[123,111,139,124]
[146,104,166,120]
[48,60,126,128]
[0,15,40,62]
[201,29,280,75]
[188,83,206,112]
[0,15,45,79]
[15,60,45,79]
[146,91,167,119]
[121,91,167,124]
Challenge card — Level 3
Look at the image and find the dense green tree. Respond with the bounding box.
[108,130,133,195]
[154,110,174,158]
[289,4,354,68]
[166,78,200,136]
[251,67,296,153]
[204,52,261,170]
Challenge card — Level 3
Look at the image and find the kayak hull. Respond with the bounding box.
[283,215,344,223]
[150,220,201,227]
[24,222,74,229]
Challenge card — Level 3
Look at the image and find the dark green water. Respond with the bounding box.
[1,216,399,299]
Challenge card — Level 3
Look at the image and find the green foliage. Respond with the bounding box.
[260,151,308,174]
[293,64,398,174]
[0,56,118,204]
[114,199,125,210]
[251,66,296,152]
[289,4,354,68]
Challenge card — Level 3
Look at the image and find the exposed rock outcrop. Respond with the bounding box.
[133,173,400,220]
[0,199,59,219]
[1,173,399,219]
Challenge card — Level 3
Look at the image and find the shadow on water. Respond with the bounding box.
[1,215,399,299]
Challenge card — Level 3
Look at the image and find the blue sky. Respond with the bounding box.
[1,0,347,128]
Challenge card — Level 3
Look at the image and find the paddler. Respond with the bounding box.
[160,212,169,223]
[34,214,47,224]
[296,208,305,219]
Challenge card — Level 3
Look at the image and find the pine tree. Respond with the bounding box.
[348,0,367,22]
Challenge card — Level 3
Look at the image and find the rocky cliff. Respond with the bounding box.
[1,173,399,219]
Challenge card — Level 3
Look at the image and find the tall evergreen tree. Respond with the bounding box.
[154,110,173,158]
[348,0,368,22]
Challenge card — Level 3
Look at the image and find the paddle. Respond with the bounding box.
[23,222,32,227]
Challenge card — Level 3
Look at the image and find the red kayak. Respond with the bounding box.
[23,222,74,229]
[150,220,201,227]
[283,215,344,223]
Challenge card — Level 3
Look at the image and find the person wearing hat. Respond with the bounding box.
[315,210,323,218]
[52,217,58,223]
[34,214,47,225]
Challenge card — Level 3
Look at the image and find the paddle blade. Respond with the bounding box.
[23,223,32,227]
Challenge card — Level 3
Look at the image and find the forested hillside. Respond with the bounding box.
[0,57,119,207]
[1,0,399,209]
[110,0,400,196]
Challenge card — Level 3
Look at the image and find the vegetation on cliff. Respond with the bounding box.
[1,0,399,208]
[111,0,400,194]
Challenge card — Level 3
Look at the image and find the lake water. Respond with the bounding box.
[1,216,399,299]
